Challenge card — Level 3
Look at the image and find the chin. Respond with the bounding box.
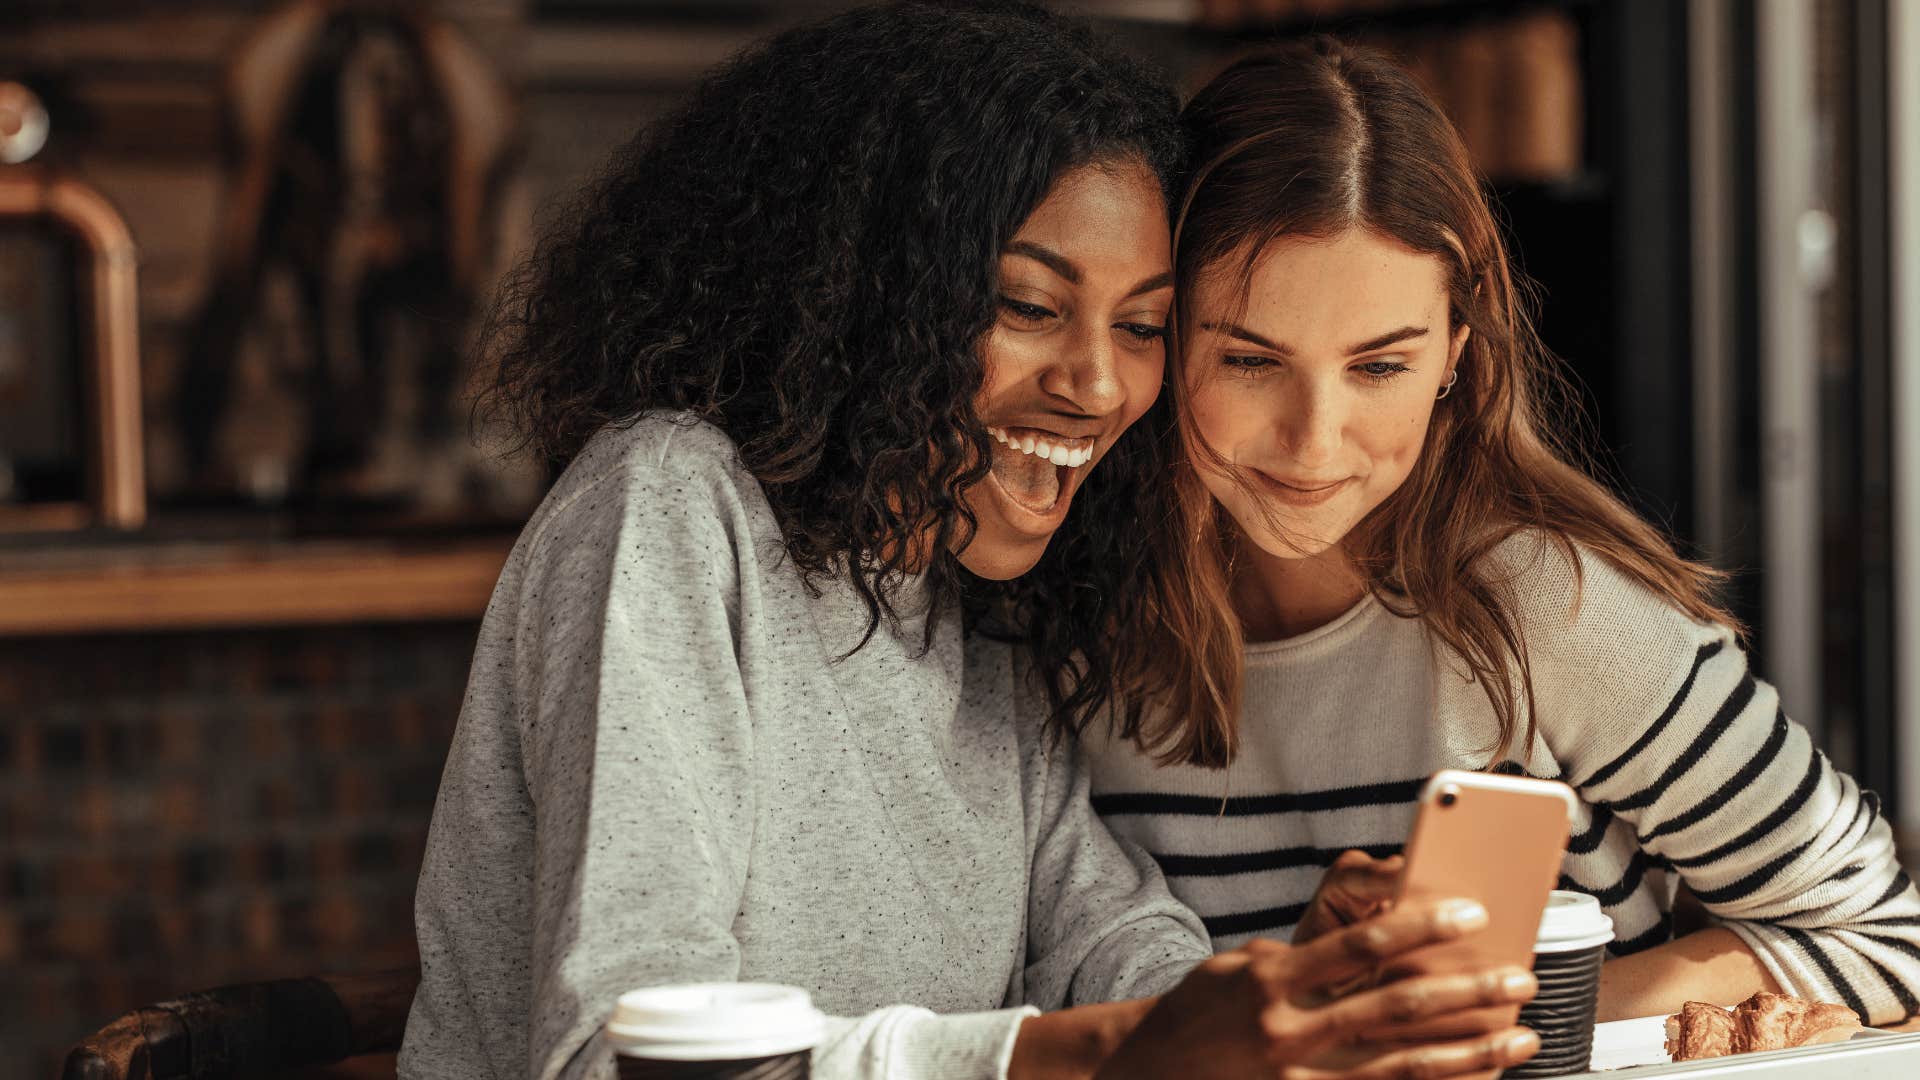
[1245,520,1341,560]
[955,532,1052,580]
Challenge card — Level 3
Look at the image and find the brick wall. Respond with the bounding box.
[0,621,478,1078]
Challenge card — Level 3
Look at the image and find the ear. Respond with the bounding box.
[1447,321,1471,374]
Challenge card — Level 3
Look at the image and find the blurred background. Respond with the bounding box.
[2,0,1918,1075]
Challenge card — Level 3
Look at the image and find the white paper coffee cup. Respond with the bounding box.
[1508,891,1616,1079]
[607,983,824,1079]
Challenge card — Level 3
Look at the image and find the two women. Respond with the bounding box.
[1085,38,1920,1027]
[401,6,1539,1080]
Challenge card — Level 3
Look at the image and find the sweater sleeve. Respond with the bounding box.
[1023,730,1211,1009]
[1505,537,1920,1025]
[515,458,1034,1080]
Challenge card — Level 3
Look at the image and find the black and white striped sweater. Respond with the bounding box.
[1082,534,1920,1025]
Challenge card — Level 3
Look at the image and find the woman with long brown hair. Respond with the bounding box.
[1082,37,1920,1026]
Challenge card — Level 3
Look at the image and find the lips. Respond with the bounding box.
[1250,469,1351,507]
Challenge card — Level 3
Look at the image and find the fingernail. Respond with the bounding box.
[1502,969,1536,998]
[1441,899,1489,931]
[1505,1030,1541,1057]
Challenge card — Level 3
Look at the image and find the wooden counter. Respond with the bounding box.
[0,538,512,636]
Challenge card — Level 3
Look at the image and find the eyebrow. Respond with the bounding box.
[1204,322,1430,356]
[1125,270,1175,298]
[1006,241,1173,299]
[1008,241,1081,284]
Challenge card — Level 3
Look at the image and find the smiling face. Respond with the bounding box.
[954,159,1174,580]
[1183,227,1469,561]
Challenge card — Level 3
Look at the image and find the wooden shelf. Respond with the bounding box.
[0,539,513,636]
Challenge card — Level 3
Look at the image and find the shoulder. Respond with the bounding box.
[1470,530,1739,749]
[526,412,769,559]
[562,410,755,504]
[1475,529,1715,646]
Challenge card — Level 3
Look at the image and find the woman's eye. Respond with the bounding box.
[1356,360,1411,381]
[1117,322,1168,342]
[1222,354,1274,371]
[999,297,1055,323]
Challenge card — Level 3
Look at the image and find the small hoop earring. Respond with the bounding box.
[1436,369,1459,400]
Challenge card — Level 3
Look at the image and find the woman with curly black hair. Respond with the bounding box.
[400,5,1542,1080]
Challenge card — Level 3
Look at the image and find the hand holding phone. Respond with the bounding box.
[1393,770,1577,979]
[1093,901,1541,1080]
[1377,770,1576,1075]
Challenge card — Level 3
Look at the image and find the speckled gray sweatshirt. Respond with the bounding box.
[398,413,1210,1080]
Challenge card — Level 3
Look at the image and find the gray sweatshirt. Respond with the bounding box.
[399,414,1210,1080]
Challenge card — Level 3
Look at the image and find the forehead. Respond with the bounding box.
[1203,228,1449,336]
[1009,161,1170,266]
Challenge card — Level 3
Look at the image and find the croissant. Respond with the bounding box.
[1664,991,1862,1061]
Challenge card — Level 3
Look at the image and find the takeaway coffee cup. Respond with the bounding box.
[606,982,825,1080]
[1505,891,1615,1079]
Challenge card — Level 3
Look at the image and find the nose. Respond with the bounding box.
[1279,378,1343,470]
[1037,319,1126,417]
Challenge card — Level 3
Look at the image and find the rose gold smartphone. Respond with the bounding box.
[1384,770,1577,1058]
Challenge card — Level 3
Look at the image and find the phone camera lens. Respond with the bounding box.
[1438,786,1459,808]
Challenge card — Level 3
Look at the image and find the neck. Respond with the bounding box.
[1229,538,1368,643]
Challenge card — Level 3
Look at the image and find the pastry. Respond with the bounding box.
[1664,991,1863,1061]
[1665,1000,1737,1060]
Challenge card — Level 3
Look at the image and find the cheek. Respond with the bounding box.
[1184,375,1248,450]
[1359,398,1436,480]
[976,326,1020,407]
[1118,350,1166,425]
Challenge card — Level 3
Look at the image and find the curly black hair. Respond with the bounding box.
[482,1,1185,733]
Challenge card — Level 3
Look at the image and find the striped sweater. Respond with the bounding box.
[1082,534,1920,1025]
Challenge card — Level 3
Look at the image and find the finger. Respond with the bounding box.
[1270,900,1489,989]
[1352,851,1405,874]
[1326,851,1402,884]
[1204,945,1264,976]
[1329,849,1383,871]
[1331,873,1400,906]
[1277,1026,1540,1080]
[1366,1004,1523,1045]
[1282,968,1535,1045]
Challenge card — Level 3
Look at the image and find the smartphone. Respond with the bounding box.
[1384,770,1577,1035]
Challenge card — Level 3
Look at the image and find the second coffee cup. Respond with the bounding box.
[1505,890,1615,1079]
[606,982,824,1080]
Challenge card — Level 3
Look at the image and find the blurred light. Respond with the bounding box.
[0,83,51,165]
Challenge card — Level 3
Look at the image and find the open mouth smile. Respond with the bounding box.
[982,424,1099,520]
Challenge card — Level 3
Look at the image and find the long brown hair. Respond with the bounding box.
[1132,38,1737,769]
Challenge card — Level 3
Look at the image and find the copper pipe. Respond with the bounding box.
[0,166,147,528]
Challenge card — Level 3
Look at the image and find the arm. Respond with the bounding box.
[1021,732,1213,1010]
[1520,543,1920,1024]
[517,459,1045,1080]
[1575,639,1920,1024]
[996,732,1213,1079]
[1596,928,1780,1020]
[517,462,756,1080]
[1007,1001,1156,1080]
[1592,884,1779,1016]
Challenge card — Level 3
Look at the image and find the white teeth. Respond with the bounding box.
[985,426,1094,468]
